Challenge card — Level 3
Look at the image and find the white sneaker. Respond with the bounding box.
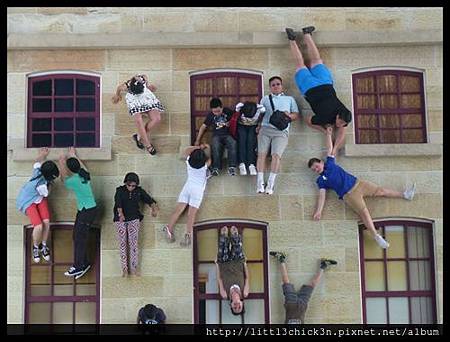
[257,183,265,193]
[375,234,390,249]
[239,163,247,176]
[403,182,416,201]
[265,183,274,195]
[248,164,257,176]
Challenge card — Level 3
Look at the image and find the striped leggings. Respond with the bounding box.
[115,219,140,273]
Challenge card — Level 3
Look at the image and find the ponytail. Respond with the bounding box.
[78,168,91,184]
[66,157,90,184]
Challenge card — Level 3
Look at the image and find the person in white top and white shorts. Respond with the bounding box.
[163,144,211,247]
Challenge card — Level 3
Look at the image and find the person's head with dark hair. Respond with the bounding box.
[39,160,60,183]
[209,97,223,116]
[66,157,91,183]
[269,76,283,95]
[129,76,145,95]
[188,148,207,169]
[308,157,324,174]
[230,300,245,316]
[240,102,258,118]
[335,106,352,128]
[140,304,166,324]
[123,172,140,192]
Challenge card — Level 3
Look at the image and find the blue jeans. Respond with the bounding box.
[237,124,257,166]
[211,134,237,170]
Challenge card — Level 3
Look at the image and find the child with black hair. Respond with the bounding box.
[114,172,159,277]
[234,101,266,176]
[112,74,165,156]
[58,147,98,280]
[163,144,211,247]
[137,304,166,324]
[16,147,59,263]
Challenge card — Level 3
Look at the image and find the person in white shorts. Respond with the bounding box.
[163,144,211,247]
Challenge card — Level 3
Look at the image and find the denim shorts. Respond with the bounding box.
[294,63,333,95]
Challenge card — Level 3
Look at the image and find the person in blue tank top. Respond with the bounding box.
[308,127,417,249]
[58,147,98,280]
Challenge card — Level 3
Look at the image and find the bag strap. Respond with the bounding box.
[268,94,276,112]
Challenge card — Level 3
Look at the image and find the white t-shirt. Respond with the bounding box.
[33,162,49,203]
[185,156,207,189]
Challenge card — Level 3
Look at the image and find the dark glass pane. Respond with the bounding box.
[55,133,74,147]
[76,98,95,112]
[32,80,52,96]
[32,118,52,132]
[76,79,96,95]
[55,99,74,112]
[54,79,74,96]
[32,99,52,112]
[32,134,51,147]
[76,118,95,131]
[54,118,74,131]
[76,133,96,147]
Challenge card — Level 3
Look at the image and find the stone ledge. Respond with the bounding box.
[9,136,112,161]
[344,143,442,157]
[7,30,443,49]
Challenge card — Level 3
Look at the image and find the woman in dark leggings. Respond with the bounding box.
[58,147,98,280]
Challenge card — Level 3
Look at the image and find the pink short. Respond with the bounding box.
[25,198,50,227]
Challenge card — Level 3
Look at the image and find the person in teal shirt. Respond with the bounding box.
[58,147,98,280]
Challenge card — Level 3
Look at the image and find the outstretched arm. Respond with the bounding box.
[112,83,128,103]
[183,145,202,159]
[313,188,327,221]
[67,147,88,171]
[58,153,70,180]
[215,262,228,299]
[194,124,207,146]
[325,126,334,157]
[243,262,250,298]
[35,147,50,163]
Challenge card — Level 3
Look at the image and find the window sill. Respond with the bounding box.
[9,136,112,161]
[344,143,442,157]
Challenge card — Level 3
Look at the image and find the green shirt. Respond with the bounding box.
[64,174,97,210]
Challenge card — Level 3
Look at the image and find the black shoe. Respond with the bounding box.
[211,168,219,177]
[285,28,297,41]
[132,134,144,149]
[270,251,287,263]
[320,258,337,270]
[302,26,316,35]
[75,264,91,280]
[40,243,51,262]
[32,245,40,263]
[64,266,83,277]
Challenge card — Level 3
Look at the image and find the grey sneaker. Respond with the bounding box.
[180,233,192,247]
[228,167,236,176]
[270,251,287,263]
[32,245,40,263]
[403,182,417,201]
[320,258,338,270]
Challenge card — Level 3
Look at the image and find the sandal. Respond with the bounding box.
[146,144,157,155]
[162,225,176,243]
[180,233,192,247]
[132,134,144,150]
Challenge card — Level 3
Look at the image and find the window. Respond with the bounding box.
[359,220,437,323]
[190,71,263,144]
[24,223,100,324]
[27,73,100,148]
[352,70,427,144]
[193,220,270,323]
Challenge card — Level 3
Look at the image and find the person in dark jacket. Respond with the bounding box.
[114,172,159,277]
[137,304,166,324]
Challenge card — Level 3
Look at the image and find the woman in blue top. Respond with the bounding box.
[58,147,98,280]
[308,127,416,249]
[16,148,59,263]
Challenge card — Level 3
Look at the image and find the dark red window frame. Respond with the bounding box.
[358,220,437,323]
[190,72,263,145]
[24,223,101,324]
[352,70,427,144]
[27,73,100,148]
[193,220,270,324]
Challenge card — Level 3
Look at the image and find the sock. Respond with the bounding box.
[268,172,277,187]
[257,172,264,185]
[41,241,47,246]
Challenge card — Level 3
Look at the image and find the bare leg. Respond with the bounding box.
[359,208,379,239]
[270,154,281,173]
[302,33,323,67]
[374,187,404,199]
[41,219,50,243]
[167,202,188,231]
[305,115,327,133]
[256,152,267,173]
[280,262,290,284]
[306,268,324,288]
[145,109,162,133]
[186,206,198,235]
[289,40,306,69]
[133,113,151,148]
[32,224,43,246]
[332,126,346,155]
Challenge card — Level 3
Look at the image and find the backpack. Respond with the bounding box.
[228,111,241,139]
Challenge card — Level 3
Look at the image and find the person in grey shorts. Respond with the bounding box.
[256,76,299,195]
[270,251,337,324]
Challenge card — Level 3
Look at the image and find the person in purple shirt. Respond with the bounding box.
[308,127,417,249]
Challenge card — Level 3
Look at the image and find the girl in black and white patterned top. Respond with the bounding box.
[112,74,165,155]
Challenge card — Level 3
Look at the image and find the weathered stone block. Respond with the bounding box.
[170,113,191,135]
[157,91,189,113]
[102,275,164,298]
[303,193,346,220]
[107,49,172,71]
[279,195,303,221]
[268,221,322,249]
[321,220,359,248]
[37,7,89,15]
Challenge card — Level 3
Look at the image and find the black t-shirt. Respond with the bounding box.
[113,185,156,222]
[203,108,233,136]
[305,84,350,127]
